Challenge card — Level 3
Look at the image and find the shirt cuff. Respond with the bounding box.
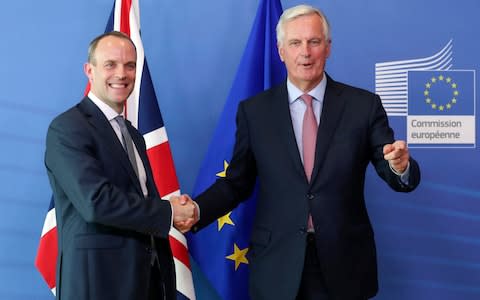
[164,198,174,228]
[193,201,200,221]
[389,161,410,185]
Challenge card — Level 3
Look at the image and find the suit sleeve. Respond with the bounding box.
[194,101,258,230]
[45,116,172,238]
[368,94,421,192]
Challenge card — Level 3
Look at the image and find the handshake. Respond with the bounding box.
[169,194,199,233]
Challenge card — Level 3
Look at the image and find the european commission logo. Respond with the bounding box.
[375,40,476,148]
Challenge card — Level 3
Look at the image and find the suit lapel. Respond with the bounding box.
[272,84,308,180]
[126,120,159,198]
[78,98,143,194]
[310,76,346,183]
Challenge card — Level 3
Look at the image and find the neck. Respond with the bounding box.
[290,75,324,93]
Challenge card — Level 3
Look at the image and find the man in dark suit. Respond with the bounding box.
[174,4,420,300]
[45,31,195,300]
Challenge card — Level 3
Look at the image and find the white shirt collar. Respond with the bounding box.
[287,73,327,104]
[88,91,123,121]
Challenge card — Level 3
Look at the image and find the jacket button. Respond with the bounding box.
[307,194,314,200]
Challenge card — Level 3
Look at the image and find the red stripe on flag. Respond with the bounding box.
[120,0,132,36]
[147,142,179,197]
[169,235,191,269]
[83,82,91,96]
[34,227,58,289]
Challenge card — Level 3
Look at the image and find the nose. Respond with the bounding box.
[300,42,311,57]
[114,66,127,80]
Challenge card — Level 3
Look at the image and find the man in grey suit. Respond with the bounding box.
[173,4,420,300]
[45,31,195,300]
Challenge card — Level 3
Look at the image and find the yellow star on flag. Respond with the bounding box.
[226,243,249,270]
[217,211,235,231]
[216,160,229,178]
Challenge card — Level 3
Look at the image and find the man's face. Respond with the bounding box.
[84,36,136,113]
[278,14,331,92]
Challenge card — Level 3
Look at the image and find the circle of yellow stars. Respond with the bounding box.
[423,74,459,112]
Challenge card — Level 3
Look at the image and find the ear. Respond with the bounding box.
[278,44,285,62]
[83,63,94,82]
[325,40,332,59]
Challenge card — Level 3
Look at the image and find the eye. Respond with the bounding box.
[104,61,115,69]
[309,39,322,46]
[289,40,301,47]
[126,63,136,71]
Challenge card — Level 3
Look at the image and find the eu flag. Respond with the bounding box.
[187,0,286,299]
[408,70,475,116]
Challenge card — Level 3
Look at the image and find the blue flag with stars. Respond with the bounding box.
[187,0,286,299]
[408,70,475,116]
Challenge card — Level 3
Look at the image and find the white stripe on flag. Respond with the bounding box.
[144,127,168,149]
[174,257,195,299]
[41,208,56,237]
[170,227,195,299]
[170,227,188,246]
[126,1,144,128]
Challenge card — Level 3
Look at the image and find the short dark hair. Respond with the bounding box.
[87,31,137,64]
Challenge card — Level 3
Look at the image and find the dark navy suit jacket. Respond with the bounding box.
[194,75,420,300]
[45,97,175,300]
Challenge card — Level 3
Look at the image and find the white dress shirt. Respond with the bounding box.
[88,92,149,196]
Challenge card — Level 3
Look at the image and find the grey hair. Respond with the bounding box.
[276,4,331,46]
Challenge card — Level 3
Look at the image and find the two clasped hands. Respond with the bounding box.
[169,194,198,233]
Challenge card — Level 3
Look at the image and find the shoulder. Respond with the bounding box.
[328,77,377,100]
[240,82,287,109]
[47,98,97,140]
[327,76,383,114]
[49,97,99,128]
[50,104,82,128]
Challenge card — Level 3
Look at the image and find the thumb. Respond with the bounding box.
[179,194,191,205]
[383,143,393,155]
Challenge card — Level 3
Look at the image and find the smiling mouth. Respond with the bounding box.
[109,83,129,89]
